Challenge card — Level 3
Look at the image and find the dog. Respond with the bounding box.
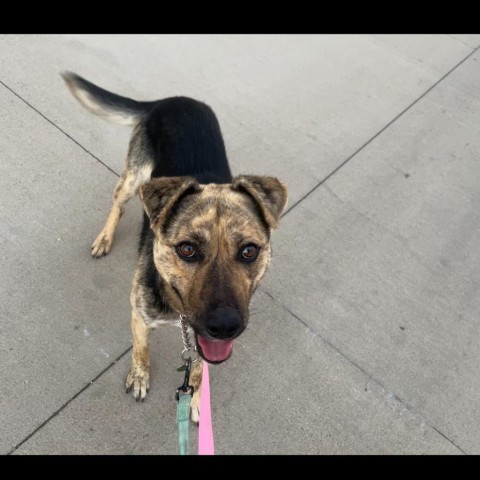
[62,72,288,421]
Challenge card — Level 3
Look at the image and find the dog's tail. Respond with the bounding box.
[61,72,154,127]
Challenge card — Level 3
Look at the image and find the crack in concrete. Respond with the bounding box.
[260,288,469,455]
[0,80,120,178]
[6,347,132,455]
[281,44,480,220]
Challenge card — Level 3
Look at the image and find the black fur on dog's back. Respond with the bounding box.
[145,98,232,183]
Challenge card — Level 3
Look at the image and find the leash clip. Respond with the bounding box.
[176,357,194,401]
[181,347,199,363]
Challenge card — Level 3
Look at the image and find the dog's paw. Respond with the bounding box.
[190,390,200,423]
[91,232,112,258]
[125,365,150,401]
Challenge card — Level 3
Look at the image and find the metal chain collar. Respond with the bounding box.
[179,314,199,363]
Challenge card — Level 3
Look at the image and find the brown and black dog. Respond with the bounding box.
[62,72,287,421]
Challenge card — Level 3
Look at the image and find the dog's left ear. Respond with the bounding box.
[232,175,288,229]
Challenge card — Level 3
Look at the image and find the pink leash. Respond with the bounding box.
[198,361,214,455]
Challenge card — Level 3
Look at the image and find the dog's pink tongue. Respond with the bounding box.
[197,336,233,362]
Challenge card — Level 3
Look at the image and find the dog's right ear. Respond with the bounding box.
[139,177,201,231]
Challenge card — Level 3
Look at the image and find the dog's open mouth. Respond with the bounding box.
[196,335,234,364]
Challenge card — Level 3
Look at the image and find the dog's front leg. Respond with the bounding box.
[125,309,151,401]
[189,360,203,423]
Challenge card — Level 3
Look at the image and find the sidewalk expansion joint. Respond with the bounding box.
[6,346,132,455]
[0,79,120,178]
[260,288,469,455]
[281,45,480,219]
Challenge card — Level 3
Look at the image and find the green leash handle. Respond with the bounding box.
[177,393,192,455]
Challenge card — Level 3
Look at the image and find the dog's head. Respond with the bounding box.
[140,175,287,364]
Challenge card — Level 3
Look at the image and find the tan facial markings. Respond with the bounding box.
[151,184,271,328]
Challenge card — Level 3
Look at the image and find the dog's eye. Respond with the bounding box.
[239,244,259,263]
[177,243,197,261]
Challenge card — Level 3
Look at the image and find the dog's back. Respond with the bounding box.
[145,98,231,182]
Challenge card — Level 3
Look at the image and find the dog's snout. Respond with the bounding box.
[205,307,242,339]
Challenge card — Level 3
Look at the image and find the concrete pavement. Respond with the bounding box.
[1,34,479,454]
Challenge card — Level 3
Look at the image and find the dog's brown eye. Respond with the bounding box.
[177,243,196,260]
[239,244,259,263]
[242,245,257,258]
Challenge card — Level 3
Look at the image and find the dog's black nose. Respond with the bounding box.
[205,307,242,339]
